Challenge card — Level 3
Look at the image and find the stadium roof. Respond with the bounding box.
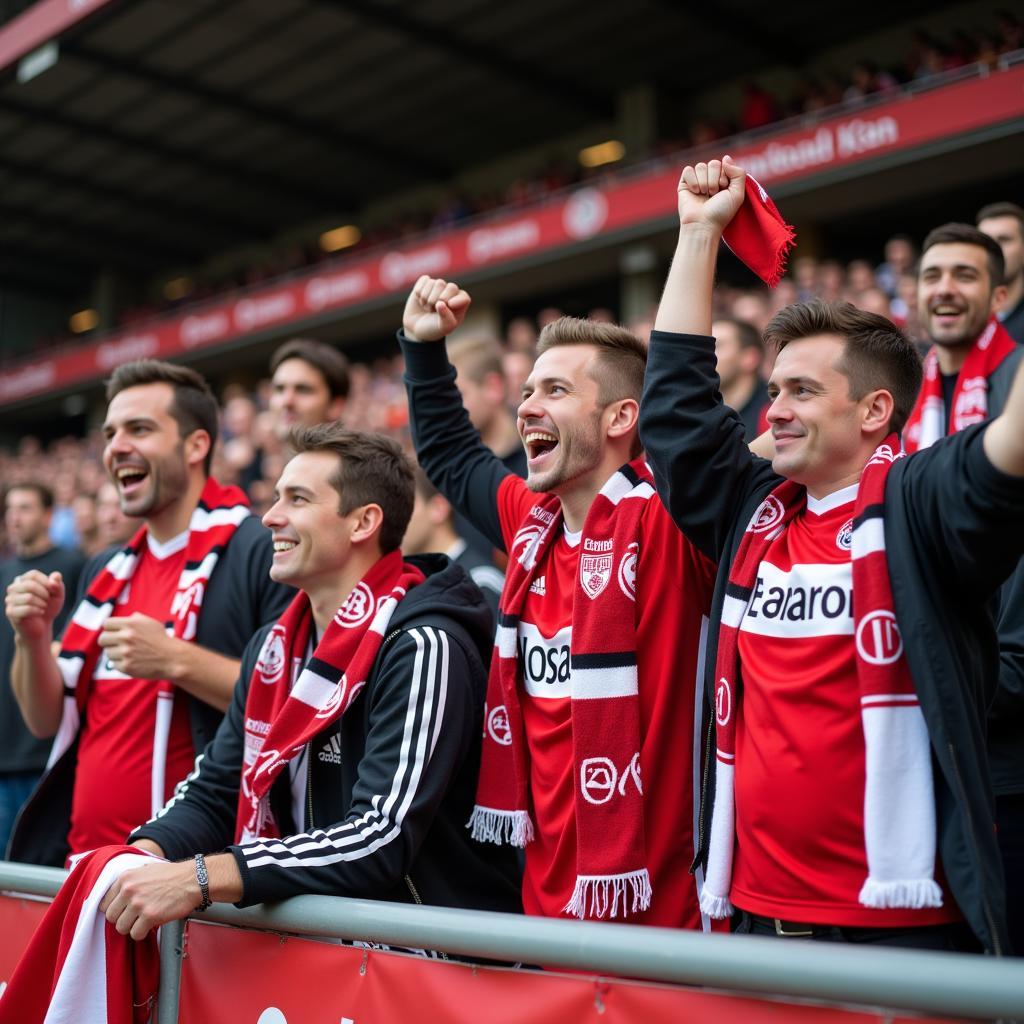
[0,0,965,295]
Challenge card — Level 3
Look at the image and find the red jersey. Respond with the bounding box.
[496,473,716,928]
[733,484,958,927]
[67,534,197,855]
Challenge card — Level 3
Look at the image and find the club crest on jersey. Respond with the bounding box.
[617,542,639,601]
[487,704,512,746]
[335,582,375,628]
[856,610,904,665]
[748,494,785,534]
[580,542,613,600]
[256,625,287,684]
[836,518,853,551]
[716,676,732,727]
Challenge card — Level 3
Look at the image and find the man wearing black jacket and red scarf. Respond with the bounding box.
[639,155,1024,954]
[97,425,519,936]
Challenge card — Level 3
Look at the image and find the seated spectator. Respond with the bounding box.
[106,425,521,927]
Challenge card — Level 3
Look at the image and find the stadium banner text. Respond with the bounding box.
[1,63,1022,406]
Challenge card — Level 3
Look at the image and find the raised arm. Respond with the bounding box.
[401,277,512,551]
[984,355,1024,478]
[640,157,777,561]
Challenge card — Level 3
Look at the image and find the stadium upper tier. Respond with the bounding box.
[0,49,1021,413]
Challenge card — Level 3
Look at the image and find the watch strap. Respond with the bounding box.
[194,853,212,912]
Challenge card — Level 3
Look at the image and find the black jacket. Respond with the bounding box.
[8,516,291,866]
[639,330,1024,955]
[132,555,522,914]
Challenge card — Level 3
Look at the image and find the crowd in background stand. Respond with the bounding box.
[0,236,934,557]
[88,12,1020,334]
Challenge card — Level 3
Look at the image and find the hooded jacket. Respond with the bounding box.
[132,554,522,913]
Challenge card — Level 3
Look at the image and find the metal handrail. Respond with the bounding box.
[1,861,1023,1021]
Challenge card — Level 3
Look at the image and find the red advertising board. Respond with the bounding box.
[0,0,117,73]
[178,920,967,1024]
[1,64,1021,406]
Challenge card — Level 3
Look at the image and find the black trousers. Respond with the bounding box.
[734,912,979,952]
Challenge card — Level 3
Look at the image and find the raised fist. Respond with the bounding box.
[402,276,472,342]
[5,570,64,642]
[677,155,746,232]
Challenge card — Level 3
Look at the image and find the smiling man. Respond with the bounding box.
[640,156,1024,954]
[4,360,289,866]
[400,277,717,929]
[99,424,519,936]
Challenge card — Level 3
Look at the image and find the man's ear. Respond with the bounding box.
[605,398,639,441]
[327,396,346,424]
[862,389,895,436]
[185,430,211,469]
[349,503,384,546]
[991,283,1009,315]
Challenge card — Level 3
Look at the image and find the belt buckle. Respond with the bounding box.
[774,918,814,938]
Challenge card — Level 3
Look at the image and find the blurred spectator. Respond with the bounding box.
[71,494,103,558]
[268,338,350,443]
[712,317,771,440]
[446,333,528,565]
[95,481,133,549]
[740,81,780,130]
[49,473,78,551]
[854,286,894,320]
[876,235,918,297]
[977,201,1024,343]
[403,469,503,627]
[0,483,85,852]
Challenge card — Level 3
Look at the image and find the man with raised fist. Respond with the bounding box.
[640,155,1024,953]
[400,275,717,929]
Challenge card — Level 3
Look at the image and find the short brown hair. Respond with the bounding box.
[921,223,1005,288]
[446,334,505,386]
[5,482,53,510]
[106,360,218,474]
[765,300,923,436]
[976,201,1024,231]
[290,423,413,553]
[715,316,764,353]
[270,339,350,400]
[537,317,647,405]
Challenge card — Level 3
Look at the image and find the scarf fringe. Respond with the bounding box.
[698,891,734,920]
[859,877,943,910]
[467,806,534,847]
[766,227,796,288]
[563,869,652,920]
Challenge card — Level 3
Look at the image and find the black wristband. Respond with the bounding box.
[194,853,212,912]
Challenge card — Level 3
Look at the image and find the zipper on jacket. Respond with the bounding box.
[947,741,1003,956]
[405,875,449,961]
[304,628,404,833]
[690,715,714,874]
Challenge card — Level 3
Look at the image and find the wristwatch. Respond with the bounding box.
[194,853,212,912]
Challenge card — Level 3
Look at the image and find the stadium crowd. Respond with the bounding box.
[29,10,1017,340]
[0,158,1022,1020]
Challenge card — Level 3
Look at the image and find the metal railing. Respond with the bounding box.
[2,861,1024,1022]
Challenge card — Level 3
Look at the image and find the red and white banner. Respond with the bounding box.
[0,895,970,1022]
[2,64,1022,407]
[178,921,966,1024]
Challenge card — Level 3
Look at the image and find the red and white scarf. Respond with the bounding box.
[700,437,943,919]
[903,317,1018,453]
[469,460,654,919]
[0,846,160,1024]
[236,550,424,843]
[722,175,796,288]
[51,477,250,820]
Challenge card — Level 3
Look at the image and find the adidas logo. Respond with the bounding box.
[318,734,342,764]
[529,575,546,597]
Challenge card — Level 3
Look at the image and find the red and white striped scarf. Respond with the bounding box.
[236,550,424,843]
[904,317,1018,453]
[51,477,250,820]
[700,437,943,919]
[469,459,654,919]
[0,846,160,1024]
